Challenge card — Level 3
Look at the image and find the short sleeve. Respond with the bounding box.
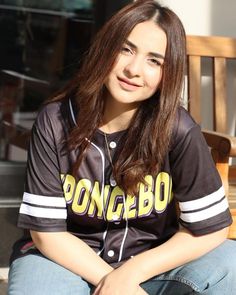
[170,109,232,235]
[17,104,67,232]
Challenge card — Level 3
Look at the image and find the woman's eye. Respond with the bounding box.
[121,46,133,55]
[149,58,162,66]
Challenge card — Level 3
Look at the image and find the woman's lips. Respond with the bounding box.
[117,77,142,91]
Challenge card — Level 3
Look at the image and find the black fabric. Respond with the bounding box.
[11,99,232,267]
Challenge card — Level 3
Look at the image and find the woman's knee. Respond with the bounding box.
[208,239,236,273]
[158,240,236,294]
[8,254,91,295]
[184,239,236,293]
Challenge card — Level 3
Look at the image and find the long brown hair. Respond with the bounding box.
[50,0,186,195]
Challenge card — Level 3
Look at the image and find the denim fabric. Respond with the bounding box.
[141,239,236,295]
[8,254,92,295]
[8,239,236,295]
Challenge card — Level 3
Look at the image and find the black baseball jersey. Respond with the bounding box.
[12,98,232,267]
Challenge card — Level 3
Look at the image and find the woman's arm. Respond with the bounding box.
[30,230,113,286]
[31,230,149,294]
[94,227,228,294]
[121,226,229,282]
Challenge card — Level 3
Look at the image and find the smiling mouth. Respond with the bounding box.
[117,77,141,90]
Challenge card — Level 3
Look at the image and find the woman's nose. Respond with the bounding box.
[124,56,143,77]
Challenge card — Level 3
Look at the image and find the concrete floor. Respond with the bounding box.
[0,281,7,295]
[0,268,8,295]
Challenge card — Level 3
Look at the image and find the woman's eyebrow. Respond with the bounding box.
[125,39,165,59]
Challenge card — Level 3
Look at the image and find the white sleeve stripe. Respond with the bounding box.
[179,186,225,211]
[180,197,229,223]
[19,203,67,219]
[23,192,66,208]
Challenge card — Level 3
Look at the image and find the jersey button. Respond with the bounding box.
[107,250,115,257]
[110,177,117,187]
[112,214,119,221]
[109,141,117,149]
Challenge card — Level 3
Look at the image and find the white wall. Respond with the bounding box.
[160,0,236,37]
[160,0,236,139]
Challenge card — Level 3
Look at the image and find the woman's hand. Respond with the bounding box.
[92,268,148,295]
[93,227,229,294]
[30,231,113,286]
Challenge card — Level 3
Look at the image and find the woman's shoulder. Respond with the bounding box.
[176,106,197,134]
[35,99,74,130]
[35,100,62,124]
[171,106,200,150]
[30,99,76,145]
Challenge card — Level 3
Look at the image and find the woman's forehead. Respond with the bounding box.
[126,20,167,56]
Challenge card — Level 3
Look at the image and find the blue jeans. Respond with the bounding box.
[8,239,236,295]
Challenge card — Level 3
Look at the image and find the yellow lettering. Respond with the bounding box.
[154,172,172,212]
[61,173,173,218]
[61,174,75,203]
[125,194,137,219]
[106,187,124,221]
[138,175,154,217]
[88,182,111,218]
[72,179,91,214]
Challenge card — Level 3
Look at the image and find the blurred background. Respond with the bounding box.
[0,0,130,162]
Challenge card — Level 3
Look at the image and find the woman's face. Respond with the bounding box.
[105,20,167,109]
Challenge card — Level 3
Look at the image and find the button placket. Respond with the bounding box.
[112,214,119,221]
[110,176,117,186]
[107,250,115,257]
[109,141,117,149]
[112,214,120,224]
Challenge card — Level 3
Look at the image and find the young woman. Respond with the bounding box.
[8,1,236,294]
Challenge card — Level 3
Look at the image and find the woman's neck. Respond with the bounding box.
[100,96,139,134]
